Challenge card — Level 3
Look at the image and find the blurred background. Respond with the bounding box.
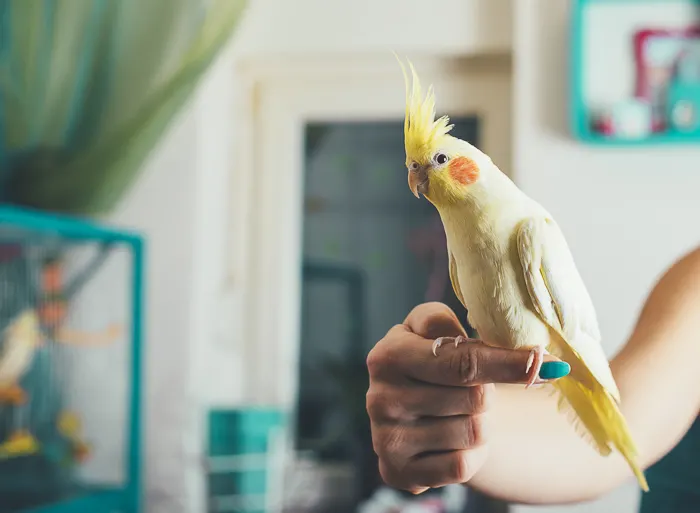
[0,1,700,513]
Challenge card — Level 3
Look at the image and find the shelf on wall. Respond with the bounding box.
[571,0,700,145]
[577,130,700,146]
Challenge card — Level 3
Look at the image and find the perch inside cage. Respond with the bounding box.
[0,220,133,513]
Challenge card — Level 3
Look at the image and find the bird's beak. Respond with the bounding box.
[408,166,429,198]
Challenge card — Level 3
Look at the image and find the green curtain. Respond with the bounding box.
[0,0,247,214]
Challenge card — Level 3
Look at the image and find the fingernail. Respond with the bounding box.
[539,361,570,380]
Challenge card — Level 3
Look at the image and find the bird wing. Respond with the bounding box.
[0,311,39,385]
[448,248,466,309]
[516,217,620,402]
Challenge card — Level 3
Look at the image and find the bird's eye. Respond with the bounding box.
[409,161,419,171]
[435,153,449,165]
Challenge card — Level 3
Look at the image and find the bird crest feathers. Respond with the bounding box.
[396,56,453,163]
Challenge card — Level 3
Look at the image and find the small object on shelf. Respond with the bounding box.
[667,46,700,132]
[669,98,699,131]
[594,100,653,140]
[592,111,615,136]
[634,27,700,132]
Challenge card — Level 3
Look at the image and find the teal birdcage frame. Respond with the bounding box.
[571,0,700,145]
[0,206,144,513]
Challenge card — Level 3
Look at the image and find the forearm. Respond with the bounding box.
[470,248,700,504]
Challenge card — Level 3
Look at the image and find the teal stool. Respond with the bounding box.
[207,408,286,513]
[640,416,700,513]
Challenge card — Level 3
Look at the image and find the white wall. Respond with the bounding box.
[233,0,512,58]
[108,43,240,513]
[513,1,700,513]
[110,107,198,513]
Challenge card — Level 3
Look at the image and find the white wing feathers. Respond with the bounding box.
[517,217,620,402]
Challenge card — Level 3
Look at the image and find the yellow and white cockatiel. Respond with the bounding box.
[0,309,43,405]
[397,59,648,491]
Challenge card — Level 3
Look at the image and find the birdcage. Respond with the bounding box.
[0,206,144,513]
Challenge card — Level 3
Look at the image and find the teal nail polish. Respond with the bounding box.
[539,361,571,380]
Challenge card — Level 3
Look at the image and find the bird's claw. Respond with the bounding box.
[432,338,444,356]
[525,346,547,389]
[432,335,467,357]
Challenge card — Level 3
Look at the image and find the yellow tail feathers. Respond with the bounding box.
[553,376,649,492]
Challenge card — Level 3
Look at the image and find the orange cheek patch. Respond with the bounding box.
[449,157,480,185]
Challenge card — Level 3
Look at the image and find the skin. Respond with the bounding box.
[366,246,700,504]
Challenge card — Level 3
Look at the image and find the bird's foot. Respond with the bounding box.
[0,430,39,459]
[72,441,92,463]
[432,335,467,357]
[525,346,548,388]
[0,385,27,405]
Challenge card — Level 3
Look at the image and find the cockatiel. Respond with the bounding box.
[0,309,43,405]
[397,59,648,491]
[0,309,43,458]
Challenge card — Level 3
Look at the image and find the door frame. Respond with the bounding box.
[229,54,513,411]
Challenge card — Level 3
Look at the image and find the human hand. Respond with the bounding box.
[366,302,570,493]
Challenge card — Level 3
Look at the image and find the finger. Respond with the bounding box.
[408,383,492,417]
[380,325,564,386]
[404,302,466,340]
[372,414,486,461]
[405,414,487,456]
[379,446,488,491]
[409,446,489,488]
[367,383,492,423]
